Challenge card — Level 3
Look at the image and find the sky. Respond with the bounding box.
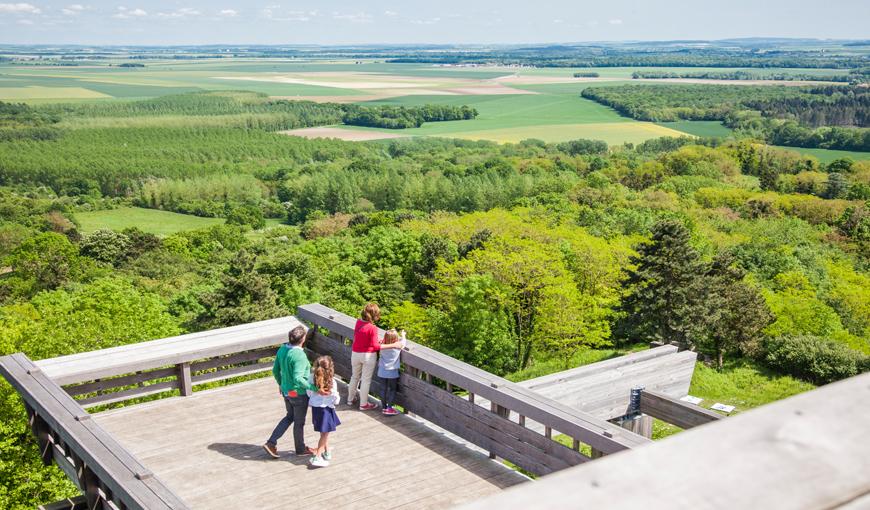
[0,0,868,46]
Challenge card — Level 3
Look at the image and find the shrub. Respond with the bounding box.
[763,334,867,384]
[80,229,131,265]
[225,204,266,230]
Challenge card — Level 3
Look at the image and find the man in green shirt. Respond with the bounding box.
[264,325,314,457]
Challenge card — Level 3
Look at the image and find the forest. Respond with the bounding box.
[1,88,870,507]
[631,70,859,83]
[582,84,870,151]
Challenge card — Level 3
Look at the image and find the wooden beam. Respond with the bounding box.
[456,372,870,510]
[639,389,723,429]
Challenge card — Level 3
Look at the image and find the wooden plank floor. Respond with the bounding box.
[93,378,528,509]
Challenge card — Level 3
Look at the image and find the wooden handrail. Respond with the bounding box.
[296,304,651,460]
[0,353,189,510]
[639,389,723,429]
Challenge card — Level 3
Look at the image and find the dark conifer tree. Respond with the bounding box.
[615,220,706,346]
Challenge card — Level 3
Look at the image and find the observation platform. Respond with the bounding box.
[10,303,863,510]
[92,377,526,509]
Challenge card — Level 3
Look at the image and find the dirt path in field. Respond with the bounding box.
[279,126,409,141]
[492,75,624,85]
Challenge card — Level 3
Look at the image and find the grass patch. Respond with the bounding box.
[773,146,870,163]
[687,358,815,413]
[75,207,225,236]
[657,120,733,138]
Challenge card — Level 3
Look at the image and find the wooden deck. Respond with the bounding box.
[93,377,528,509]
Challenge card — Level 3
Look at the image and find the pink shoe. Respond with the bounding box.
[359,403,378,411]
[382,407,399,416]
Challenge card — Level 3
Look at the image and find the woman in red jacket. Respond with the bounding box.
[347,303,403,410]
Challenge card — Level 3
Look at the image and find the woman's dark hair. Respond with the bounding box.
[288,325,307,345]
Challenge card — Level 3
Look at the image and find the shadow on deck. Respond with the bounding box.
[93,377,527,509]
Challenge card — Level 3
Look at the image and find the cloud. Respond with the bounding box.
[553,19,564,24]
[0,3,41,14]
[219,9,237,17]
[411,17,441,25]
[157,7,201,18]
[113,6,146,19]
[262,8,313,21]
[16,17,33,24]
[332,11,372,23]
[383,10,397,17]
[609,18,623,25]
[60,4,86,15]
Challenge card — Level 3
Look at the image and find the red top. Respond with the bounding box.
[352,319,381,353]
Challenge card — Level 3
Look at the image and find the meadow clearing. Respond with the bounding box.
[74,207,225,235]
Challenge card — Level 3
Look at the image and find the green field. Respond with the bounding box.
[75,207,225,235]
[337,83,686,143]
[1,60,853,103]
[3,59,866,148]
[657,120,734,138]
[776,146,870,163]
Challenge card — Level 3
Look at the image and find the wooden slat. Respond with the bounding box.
[188,347,276,373]
[190,361,273,386]
[297,304,650,454]
[64,367,178,397]
[78,381,178,408]
[457,372,870,510]
[397,371,590,473]
[0,353,189,510]
[639,389,723,429]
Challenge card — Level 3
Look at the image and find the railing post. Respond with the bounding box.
[489,402,498,459]
[177,362,192,396]
[613,386,653,439]
[27,404,54,466]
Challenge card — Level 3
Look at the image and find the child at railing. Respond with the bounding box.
[378,329,406,416]
[307,355,340,467]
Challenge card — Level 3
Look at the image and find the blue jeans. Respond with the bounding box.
[267,394,309,454]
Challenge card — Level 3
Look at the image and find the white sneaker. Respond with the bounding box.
[309,455,330,468]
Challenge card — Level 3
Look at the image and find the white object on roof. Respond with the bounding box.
[711,403,736,413]
[680,395,703,405]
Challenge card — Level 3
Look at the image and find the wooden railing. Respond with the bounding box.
[35,317,301,408]
[297,303,651,476]
[0,353,189,510]
[3,303,658,501]
[638,389,722,429]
